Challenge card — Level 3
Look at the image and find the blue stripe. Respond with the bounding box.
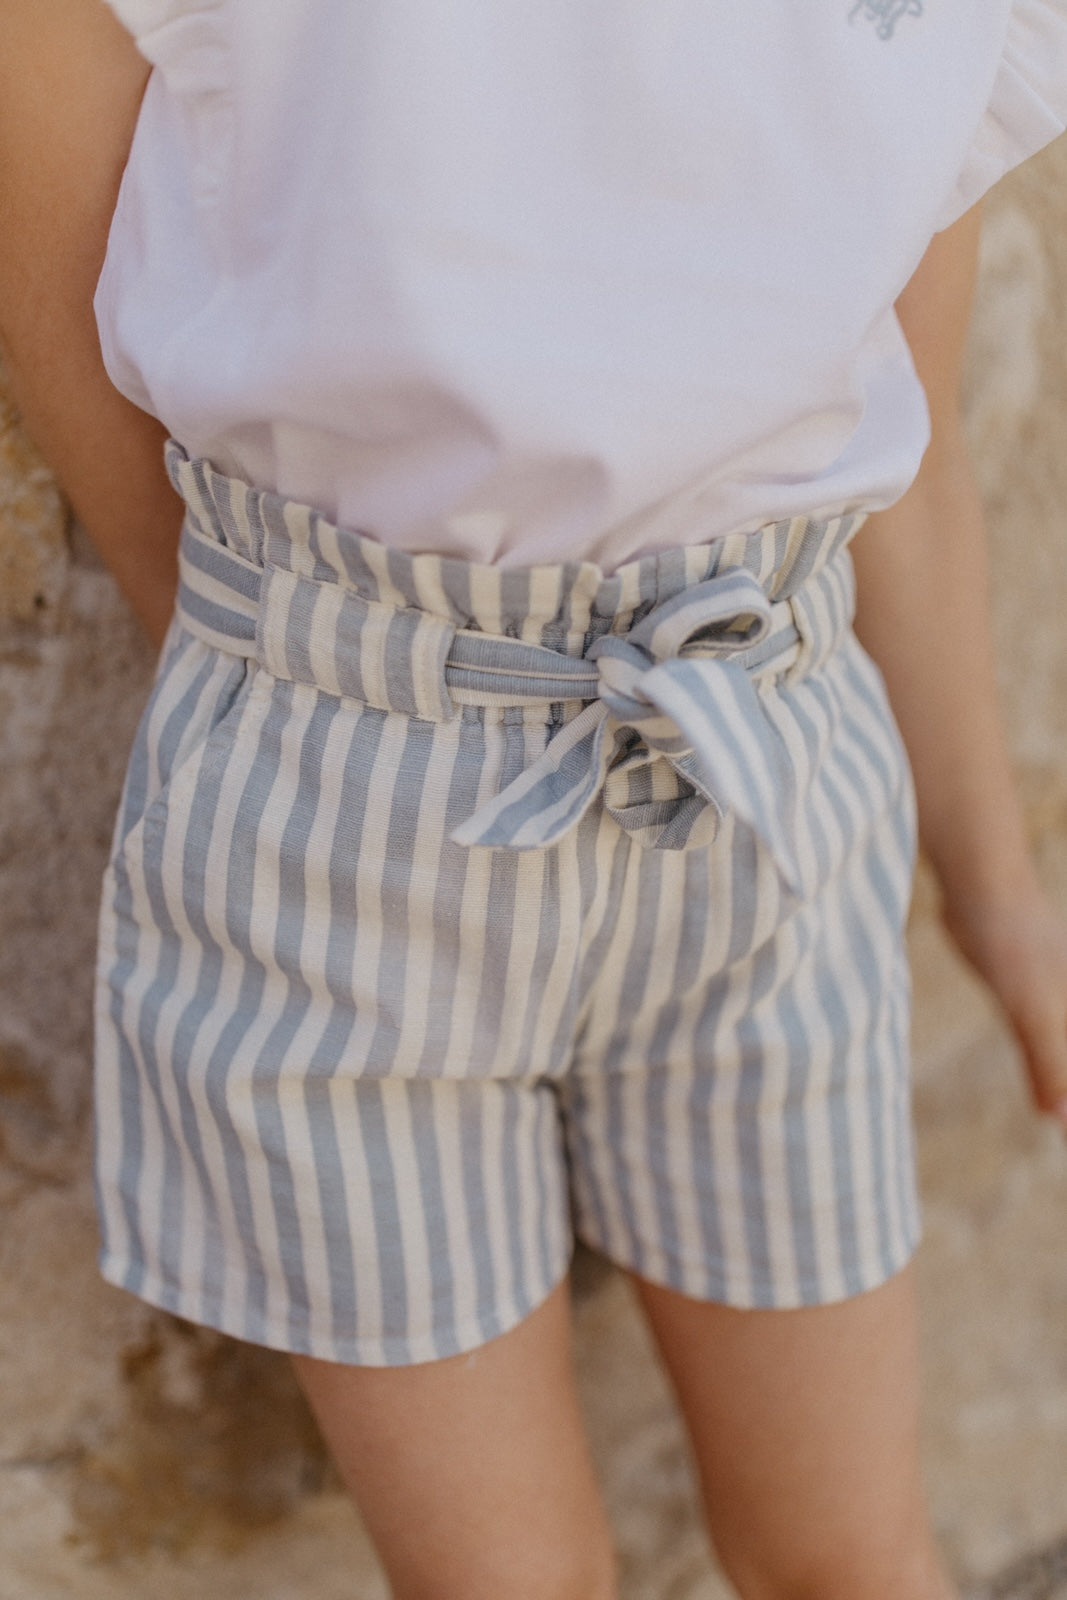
[178,588,259,646]
[199,679,293,1346]
[406,1082,459,1359]
[251,694,336,1348]
[642,848,715,1288]
[181,523,262,600]
[358,1080,409,1361]
[309,705,389,1349]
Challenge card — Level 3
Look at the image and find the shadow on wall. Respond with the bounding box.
[68,1320,335,1561]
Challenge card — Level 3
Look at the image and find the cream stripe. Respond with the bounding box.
[874,886,912,1273]
[355,603,394,712]
[514,1087,550,1308]
[524,565,565,645]
[305,583,346,698]
[521,820,581,1080]
[794,924,848,1304]
[465,562,506,640]
[93,931,133,1271]
[754,525,778,587]
[373,720,458,1079]
[606,850,669,1261]
[479,1085,516,1323]
[115,652,249,1304]
[578,835,646,1261]
[561,565,598,657]
[228,479,256,562]
[409,613,455,722]
[113,840,169,1298]
[661,823,737,1285]
[329,1076,384,1354]
[410,553,458,622]
[145,741,224,1310]
[717,531,751,574]
[754,918,806,1306]
[614,873,676,1280]
[782,515,814,583]
[342,712,412,1071]
[832,696,897,1289]
[431,1085,482,1347]
[764,685,851,1298]
[307,511,345,583]
[705,917,763,1306]
[575,1071,625,1260]
[478,851,549,1081]
[437,725,505,1078]
[379,1086,436,1354]
[277,706,358,1352]
[358,534,416,612]
[142,638,219,804]
[278,500,310,578]
[796,664,902,1290]
[562,817,625,1256]
[181,675,281,1336]
[219,696,316,1341]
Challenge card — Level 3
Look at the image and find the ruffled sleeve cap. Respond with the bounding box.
[938,0,1067,227]
[102,0,230,204]
[102,0,225,96]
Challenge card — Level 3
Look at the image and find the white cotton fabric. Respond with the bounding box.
[96,0,1067,568]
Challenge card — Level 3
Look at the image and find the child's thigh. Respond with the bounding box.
[291,1280,616,1600]
[633,1265,952,1599]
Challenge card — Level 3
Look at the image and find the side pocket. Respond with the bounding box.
[830,630,919,892]
[109,627,255,870]
[757,624,918,912]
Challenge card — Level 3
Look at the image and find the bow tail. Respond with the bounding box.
[645,659,810,898]
[449,700,614,850]
[599,739,723,850]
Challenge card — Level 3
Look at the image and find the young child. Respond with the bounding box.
[3,2,1067,1595]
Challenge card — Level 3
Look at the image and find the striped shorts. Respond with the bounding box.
[93,443,921,1366]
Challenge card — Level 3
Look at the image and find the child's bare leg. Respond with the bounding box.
[632,1263,956,1600]
[290,1278,616,1600]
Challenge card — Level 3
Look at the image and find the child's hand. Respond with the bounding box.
[942,885,1067,1131]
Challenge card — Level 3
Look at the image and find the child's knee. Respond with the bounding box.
[392,1541,617,1600]
[714,1521,956,1600]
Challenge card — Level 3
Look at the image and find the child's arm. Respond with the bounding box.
[852,203,1067,1128]
[0,0,182,648]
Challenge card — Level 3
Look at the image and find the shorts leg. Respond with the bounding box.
[562,634,921,1309]
[94,650,577,1364]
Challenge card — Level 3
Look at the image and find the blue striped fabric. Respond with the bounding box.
[93,444,921,1363]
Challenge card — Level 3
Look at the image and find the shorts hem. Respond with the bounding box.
[575,1223,923,1311]
[97,1247,575,1367]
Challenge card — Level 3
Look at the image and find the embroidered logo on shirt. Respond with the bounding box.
[849,0,924,39]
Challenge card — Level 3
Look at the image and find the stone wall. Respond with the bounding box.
[2,141,1067,1599]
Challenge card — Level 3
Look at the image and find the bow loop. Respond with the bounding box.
[584,635,656,724]
[625,568,776,659]
[449,566,807,892]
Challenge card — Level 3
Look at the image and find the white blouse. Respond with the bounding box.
[97,0,1067,569]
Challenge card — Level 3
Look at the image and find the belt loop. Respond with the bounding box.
[175,516,261,658]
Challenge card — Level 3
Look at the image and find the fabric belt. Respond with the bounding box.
[175,510,857,888]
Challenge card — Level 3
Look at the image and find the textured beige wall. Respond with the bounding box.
[1,140,1066,1599]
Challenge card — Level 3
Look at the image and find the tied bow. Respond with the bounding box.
[450,568,806,895]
